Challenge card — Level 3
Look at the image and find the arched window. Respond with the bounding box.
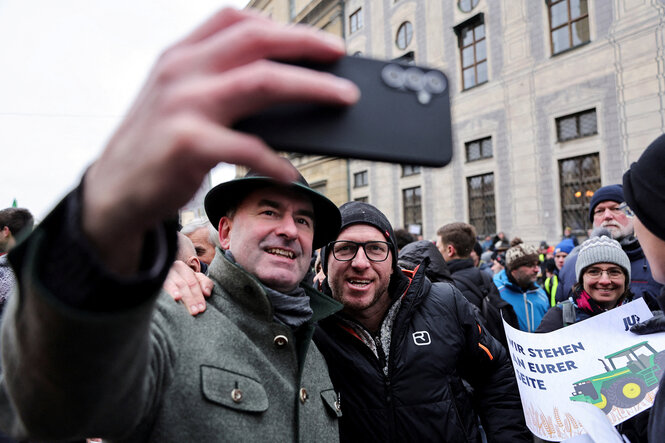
[396,21,413,50]
[458,0,479,13]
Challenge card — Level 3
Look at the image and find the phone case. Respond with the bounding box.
[234,56,453,167]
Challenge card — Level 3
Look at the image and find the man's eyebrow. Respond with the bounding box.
[257,199,315,220]
[257,198,281,209]
[295,208,315,220]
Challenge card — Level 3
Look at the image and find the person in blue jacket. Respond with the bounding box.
[493,239,549,332]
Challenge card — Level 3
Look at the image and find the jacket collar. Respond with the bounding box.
[446,258,475,273]
[207,249,341,323]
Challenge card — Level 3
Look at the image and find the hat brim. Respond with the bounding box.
[204,176,341,250]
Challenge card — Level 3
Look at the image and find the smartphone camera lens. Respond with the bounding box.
[381,64,405,89]
[404,67,424,91]
[424,71,447,94]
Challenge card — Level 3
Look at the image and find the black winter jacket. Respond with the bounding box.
[447,258,520,348]
[314,263,530,443]
[397,240,453,283]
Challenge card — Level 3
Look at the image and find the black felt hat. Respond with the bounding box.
[204,167,341,250]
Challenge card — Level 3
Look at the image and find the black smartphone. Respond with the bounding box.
[234,56,453,167]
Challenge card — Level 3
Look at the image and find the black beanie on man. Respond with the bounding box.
[321,201,399,275]
[623,133,665,242]
[588,184,624,222]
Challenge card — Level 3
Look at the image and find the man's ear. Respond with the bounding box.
[218,217,232,250]
[446,244,456,259]
[187,256,201,273]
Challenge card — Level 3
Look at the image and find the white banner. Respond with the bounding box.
[503,298,665,441]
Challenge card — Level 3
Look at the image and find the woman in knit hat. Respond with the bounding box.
[536,235,649,442]
[536,236,632,332]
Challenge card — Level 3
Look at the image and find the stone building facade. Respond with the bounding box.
[246,0,353,207]
[247,0,665,245]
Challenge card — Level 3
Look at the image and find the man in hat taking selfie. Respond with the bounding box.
[0,171,344,442]
[0,8,359,441]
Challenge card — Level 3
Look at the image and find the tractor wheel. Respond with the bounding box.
[596,392,613,414]
[605,377,647,409]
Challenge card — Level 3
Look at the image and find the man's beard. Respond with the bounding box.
[516,274,536,289]
[599,221,633,241]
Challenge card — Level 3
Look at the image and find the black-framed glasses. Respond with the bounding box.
[328,240,391,262]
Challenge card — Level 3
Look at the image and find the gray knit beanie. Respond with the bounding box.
[575,236,631,282]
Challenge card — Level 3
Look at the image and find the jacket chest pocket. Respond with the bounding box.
[201,365,269,413]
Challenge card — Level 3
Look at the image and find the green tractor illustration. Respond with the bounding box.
[569,341,665,413]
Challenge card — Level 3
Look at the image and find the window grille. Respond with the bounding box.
[559,153,601,237]
[403,186,422,228]
[456,16,487,90]
[556,109,597,142]
[354,170,368,188]
[465,137,493,162]
[350,8,363,34]
[402,165,421,176]
[467,173,496,237]
[548,0,590,55]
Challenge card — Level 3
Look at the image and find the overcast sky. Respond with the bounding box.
[0,0,249,221]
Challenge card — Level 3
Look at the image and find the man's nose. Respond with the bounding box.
[600,208,615,220]
[351,246,371,268]
[276,216,298,238]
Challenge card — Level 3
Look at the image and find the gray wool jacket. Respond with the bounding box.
[0,221,342,441]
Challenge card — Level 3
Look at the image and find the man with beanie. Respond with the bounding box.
[314,202,530,442]
[166,201,530,441]
[493,239,550,331]
[623,133,665,442]
[555,183,662,308]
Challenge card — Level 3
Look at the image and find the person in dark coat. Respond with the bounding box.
[622,133,665,443]
[397,239,453,283]
[554,184,662,309]
[536,235,650,442]
[436,222,519,348]
[316,202,530,443]
[0,9,360,441]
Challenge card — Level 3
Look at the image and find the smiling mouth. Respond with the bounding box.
[348,279,371,287]
[266,248,295,259]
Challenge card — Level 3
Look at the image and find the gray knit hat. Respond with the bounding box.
[575,236,631,282]
[505,243,539,270]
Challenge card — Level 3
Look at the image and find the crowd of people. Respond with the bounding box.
[1,7,665,443]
